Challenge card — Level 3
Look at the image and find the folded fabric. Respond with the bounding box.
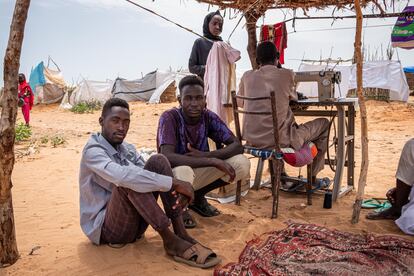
[362,198,392,210]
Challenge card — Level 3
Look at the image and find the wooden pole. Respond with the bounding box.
[245,10,259,70]
[351,0,369,224]
[0,0,31,266]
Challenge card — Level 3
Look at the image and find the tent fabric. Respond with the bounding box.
[44,67,66,88]
[60,70,193,109]
[112,70,192,104]
[112,74,157,102]
[391,6,414,49]
[296,61,409,102]
[404,66,414,73]
[69,80,114,106]
[29,61,66,104]
[348,61,409,102]
[29,61,46,91]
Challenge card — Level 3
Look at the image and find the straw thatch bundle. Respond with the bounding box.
[196,0,385,12]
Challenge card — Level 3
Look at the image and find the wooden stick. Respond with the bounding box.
[351,0,369,224]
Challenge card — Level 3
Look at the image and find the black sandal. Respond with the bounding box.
[182,210,197,229]
[189,200,220,217]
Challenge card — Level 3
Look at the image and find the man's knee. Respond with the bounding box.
[227,154,251,180]
[172,166,195,184]
[146,154,170,167]
[314,118,330,137]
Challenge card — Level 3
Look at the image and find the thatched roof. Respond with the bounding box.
[196,0,383,13]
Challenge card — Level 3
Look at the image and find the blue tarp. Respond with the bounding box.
[29,61,46,91]
[403,66,414,73]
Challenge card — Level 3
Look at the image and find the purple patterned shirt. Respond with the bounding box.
[157,108,234,154]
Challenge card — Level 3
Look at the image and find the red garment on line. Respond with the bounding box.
[260,22,287,64]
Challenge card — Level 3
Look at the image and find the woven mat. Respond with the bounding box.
[214,221,414,275]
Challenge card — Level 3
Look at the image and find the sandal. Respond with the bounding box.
[182,210,197,229]
[172,243,221,269]
[189,200,220,217]
[366,208,400,220]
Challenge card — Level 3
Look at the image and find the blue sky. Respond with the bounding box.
[1,0,413,86]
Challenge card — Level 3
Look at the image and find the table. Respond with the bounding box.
[292,98,358,201]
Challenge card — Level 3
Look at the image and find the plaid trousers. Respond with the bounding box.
[100,154,181,244]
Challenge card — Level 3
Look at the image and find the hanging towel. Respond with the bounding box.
[204,41,240,126]
[260,22,288,64]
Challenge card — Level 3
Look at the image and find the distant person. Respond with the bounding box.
[188,11,223,79]
[18,73,34,126]
[79,98,220,268]
[237,41,329,182]
[157,75,250,228]
[367,138,414,235]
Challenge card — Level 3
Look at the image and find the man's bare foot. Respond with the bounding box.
[171,216,197,244]
[162,231,193,257]
[366,207,400,220]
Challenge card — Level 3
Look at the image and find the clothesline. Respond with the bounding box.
[288,23,394,34]
[124,0,212,42]
[283,12,405,22]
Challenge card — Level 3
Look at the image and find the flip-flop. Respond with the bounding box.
[182,210,197,229]
[366,208,399,220]
[189,201,220,217]
[172,243,221,269]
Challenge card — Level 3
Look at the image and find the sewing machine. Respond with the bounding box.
[294,70,342,101]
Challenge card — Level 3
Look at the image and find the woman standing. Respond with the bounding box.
[188,11,223,79]
[18,73,34,126]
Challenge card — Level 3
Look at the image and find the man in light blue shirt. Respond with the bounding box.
[79,98,220,268]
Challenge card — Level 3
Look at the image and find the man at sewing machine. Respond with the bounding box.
[237,41,330,181]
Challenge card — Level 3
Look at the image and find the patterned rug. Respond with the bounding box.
[214,222,414,275]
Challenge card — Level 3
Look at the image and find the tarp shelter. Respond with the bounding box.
[29,61,66,104]
[60,70,193,109]
[60,80,114,109]
[112,70,192,103]
[296,60,410,102]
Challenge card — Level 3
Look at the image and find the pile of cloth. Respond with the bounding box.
[215,221,414,275]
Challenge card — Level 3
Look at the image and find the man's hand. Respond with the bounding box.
[184,143,207,158]
[211,158,236,182]
[171,178,194,209]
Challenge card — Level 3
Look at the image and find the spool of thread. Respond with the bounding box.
[323,191,332,209]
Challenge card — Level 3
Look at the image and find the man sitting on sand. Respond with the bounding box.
[237,41,329,183]
[367,138,414,235]
[157,75,250,227]
[79,98,220,268]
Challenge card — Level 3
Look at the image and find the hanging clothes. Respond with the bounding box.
[204,41,240,126]
[391,6,414,49]
[260,22,288,64]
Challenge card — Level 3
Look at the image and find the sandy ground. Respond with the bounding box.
[3,97,414,275]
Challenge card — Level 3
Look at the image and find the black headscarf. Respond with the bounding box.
[202,11,223,41]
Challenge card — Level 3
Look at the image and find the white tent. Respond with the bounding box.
[296,60,409,102]
[60,79,114,109]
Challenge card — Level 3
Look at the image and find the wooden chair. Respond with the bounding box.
[231,91,313,218]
